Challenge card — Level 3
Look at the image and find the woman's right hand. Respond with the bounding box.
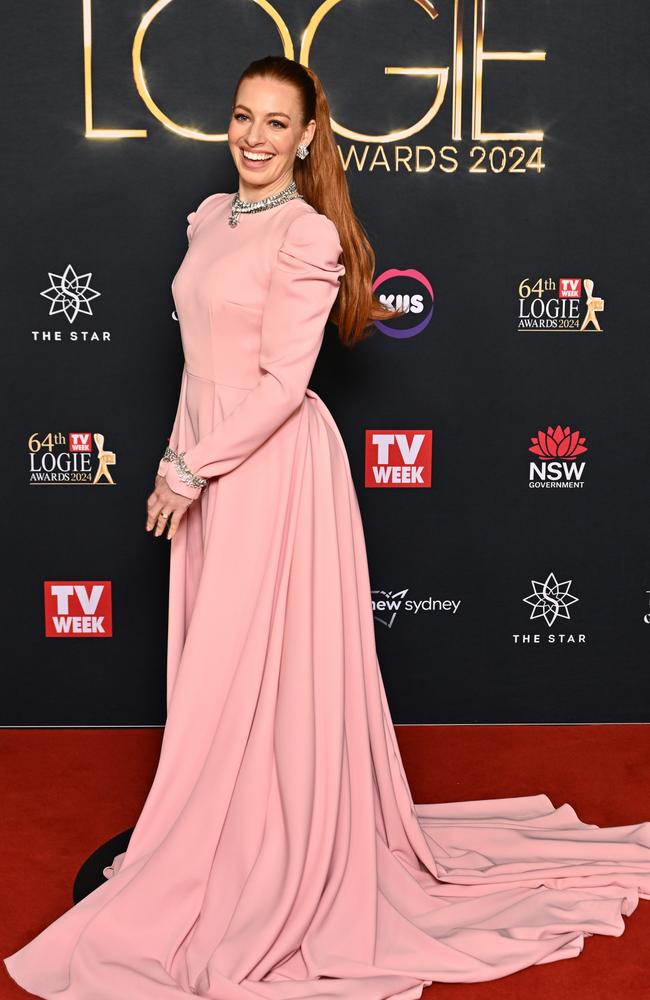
[146,474,195,540]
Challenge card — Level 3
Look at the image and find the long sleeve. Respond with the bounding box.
[156,194,227,481]
[163,211,345,500]
[155,367,186,479]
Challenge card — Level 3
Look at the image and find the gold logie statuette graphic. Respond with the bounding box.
[93,432,116,485]
[580,278,604,332]
[82,0,546,144]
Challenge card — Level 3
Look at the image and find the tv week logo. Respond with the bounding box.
[559,278,582,298]
[44,581,112,637]
[365,431,432,487]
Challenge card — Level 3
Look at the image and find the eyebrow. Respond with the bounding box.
[234,104,291,120]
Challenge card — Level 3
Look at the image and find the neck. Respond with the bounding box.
[237,175,295,203]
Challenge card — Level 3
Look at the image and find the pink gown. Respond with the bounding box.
[5,192,650,1000]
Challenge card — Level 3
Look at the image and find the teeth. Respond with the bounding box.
[243,150,273,161]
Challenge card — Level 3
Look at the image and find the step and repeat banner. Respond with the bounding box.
[3,0,648,725]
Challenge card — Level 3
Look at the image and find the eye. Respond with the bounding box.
[233,112,285,128]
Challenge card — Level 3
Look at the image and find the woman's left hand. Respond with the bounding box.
[146,474,195,540]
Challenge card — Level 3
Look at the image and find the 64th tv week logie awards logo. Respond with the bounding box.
[517,277,605,332]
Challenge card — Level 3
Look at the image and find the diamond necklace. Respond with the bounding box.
[228,179,304,228]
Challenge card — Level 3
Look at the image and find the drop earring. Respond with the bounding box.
[296,143,309,160]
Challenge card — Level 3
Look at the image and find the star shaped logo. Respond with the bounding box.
[40,265,101,324]
[523,572,579,627]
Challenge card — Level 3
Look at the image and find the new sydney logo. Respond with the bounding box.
[372,588,461,628]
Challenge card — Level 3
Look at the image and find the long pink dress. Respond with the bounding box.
[5,192,650,1000]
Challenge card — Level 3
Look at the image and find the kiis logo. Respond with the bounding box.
[517,276,605,333]
[528,425,588,489]
[44,581,112,637]
[365,431,433,487]
[372,268,434,338]
[29,432,117,486]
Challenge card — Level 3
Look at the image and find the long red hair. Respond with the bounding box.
[232,55,405,348]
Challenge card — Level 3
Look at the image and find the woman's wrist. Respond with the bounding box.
[158,445,207,499]
[173,451,208,490]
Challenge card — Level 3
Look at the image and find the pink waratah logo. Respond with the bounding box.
[529,426,588,460]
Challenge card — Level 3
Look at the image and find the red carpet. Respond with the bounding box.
[1,725,648,999]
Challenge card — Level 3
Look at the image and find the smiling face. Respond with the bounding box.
[228,75,316,202]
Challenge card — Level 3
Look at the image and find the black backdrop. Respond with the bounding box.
[2,0,649,726]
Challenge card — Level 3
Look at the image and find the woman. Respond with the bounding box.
[5,55,650,1000]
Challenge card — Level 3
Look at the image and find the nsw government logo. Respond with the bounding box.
[28,431,117,486]
[528,425,588,489]
[365,431,432,487]
[517,276,605,333]
[513,572,585,645]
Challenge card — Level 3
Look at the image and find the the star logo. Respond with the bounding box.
[522,572,579,627]
[40,265,101,324]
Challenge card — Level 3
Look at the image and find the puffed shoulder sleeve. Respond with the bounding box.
[186,192,228,242]
[163,211,345,500]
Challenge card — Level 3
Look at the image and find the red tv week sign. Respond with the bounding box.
[558,278,583,299]
[44,581,112,636]
[365,430,433,488]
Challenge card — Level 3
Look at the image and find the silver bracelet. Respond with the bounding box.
[161,445,207,490]
[174,451,208,490]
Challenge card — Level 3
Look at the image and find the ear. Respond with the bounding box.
[301,119,317,147]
